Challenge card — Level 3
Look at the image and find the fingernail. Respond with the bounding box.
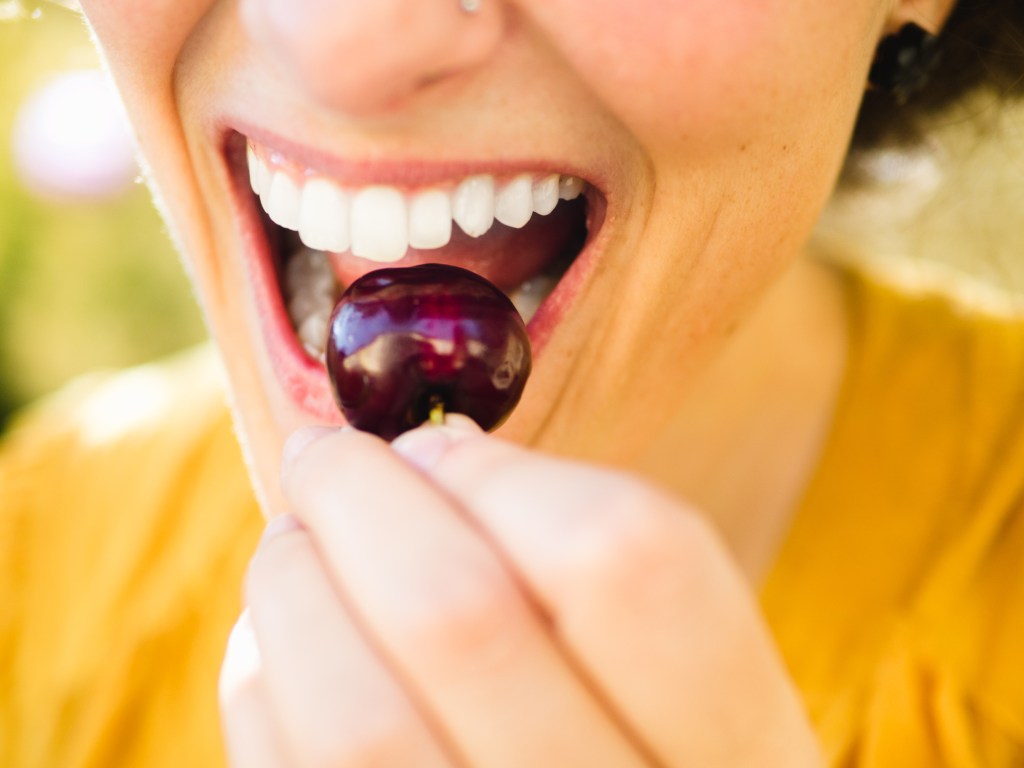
[259,513,301,546]
[441,413,485,435]
[392,416,482,471]
[281,426,338,476]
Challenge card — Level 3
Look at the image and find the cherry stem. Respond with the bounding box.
[429,401,446,426]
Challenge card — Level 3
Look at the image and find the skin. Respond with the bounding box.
[81,0,955,764]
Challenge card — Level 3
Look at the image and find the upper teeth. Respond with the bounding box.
[247,143,584,263]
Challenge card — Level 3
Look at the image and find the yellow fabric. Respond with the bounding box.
[3,271,1024,766]
[0,347,263,767]
[763,272,1024,766]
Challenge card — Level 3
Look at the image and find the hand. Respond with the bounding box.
[220,418,823,767]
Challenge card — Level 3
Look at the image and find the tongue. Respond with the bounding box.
[328,199,584,292]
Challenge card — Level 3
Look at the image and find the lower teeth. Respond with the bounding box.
[284,247,338,357]
[508,275,557,322]
[297,312,331,360]
[283,245,561,359]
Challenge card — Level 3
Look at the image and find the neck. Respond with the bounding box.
[636,254,850,583]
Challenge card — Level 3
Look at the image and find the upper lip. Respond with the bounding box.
[227,121,605,193]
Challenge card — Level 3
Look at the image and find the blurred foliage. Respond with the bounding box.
[0,5,205,428]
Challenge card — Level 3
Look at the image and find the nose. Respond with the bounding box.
[240,0,504,115]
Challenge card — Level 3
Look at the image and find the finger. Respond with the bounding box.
[398,426,819,766]
[246,515,456,768]
[219,610,289,768]
[283,429,649,768]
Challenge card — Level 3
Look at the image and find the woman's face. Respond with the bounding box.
[82,0,899,511]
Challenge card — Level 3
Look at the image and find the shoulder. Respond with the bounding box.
[0,346,263,766]
[766,262,1024,763]
[3,343,234,452]
[1,345,263,541]
[844,262,1024,498]
[1,342,263,595]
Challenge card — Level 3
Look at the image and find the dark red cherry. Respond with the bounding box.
[325,263,532,441]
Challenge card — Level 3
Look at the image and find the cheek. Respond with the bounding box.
[528,0,879,150]
[82,0,215,91]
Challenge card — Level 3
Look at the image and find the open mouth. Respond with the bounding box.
[223,130,606,416]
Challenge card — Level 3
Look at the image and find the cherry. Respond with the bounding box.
[325,263,532,440]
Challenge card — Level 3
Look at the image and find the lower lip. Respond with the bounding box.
[222,131,607,422]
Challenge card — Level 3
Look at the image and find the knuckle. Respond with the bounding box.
[561,478,721,608]
[281,430,381,522]
[397,557,527,675]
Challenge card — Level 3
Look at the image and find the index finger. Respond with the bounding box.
[394,426,820,767]
[282,427,649,768]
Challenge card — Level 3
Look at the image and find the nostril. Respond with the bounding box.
[239,0,504,115]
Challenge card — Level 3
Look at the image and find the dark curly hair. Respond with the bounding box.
[853,0,1024,147]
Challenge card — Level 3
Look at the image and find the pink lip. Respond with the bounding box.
[220,125,609,421]
[235,120,605,189]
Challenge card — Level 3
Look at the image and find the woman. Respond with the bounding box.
[4,0,1024,765]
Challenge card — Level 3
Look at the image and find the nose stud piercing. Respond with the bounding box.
[459,0,481,12]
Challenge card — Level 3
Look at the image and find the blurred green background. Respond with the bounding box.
[0,2,205,429]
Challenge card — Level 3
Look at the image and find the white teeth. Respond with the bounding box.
[299,178,351,252]
[285,247,336,302]
[408,189,452,250]
[256,158,273,197]
[452,174,496,237]
[509,274,558,324]
[532,174,559,216]
[559,175,584,201]
[494,174,534,229]
[248,143,587,259]
[247,144,259,193]
[297,311,331,359]
[284,247,338,358]
[265,172,302,230]
[350,186,409,262]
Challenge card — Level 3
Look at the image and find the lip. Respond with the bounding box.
[219,123,609,422]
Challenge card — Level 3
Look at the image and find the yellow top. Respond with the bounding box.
[763,271,1024,766]
[0,349,263,767]
[3,271,1024,766]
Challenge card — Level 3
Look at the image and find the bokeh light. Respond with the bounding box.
[13,69,137,200]
[0,7,205,429]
